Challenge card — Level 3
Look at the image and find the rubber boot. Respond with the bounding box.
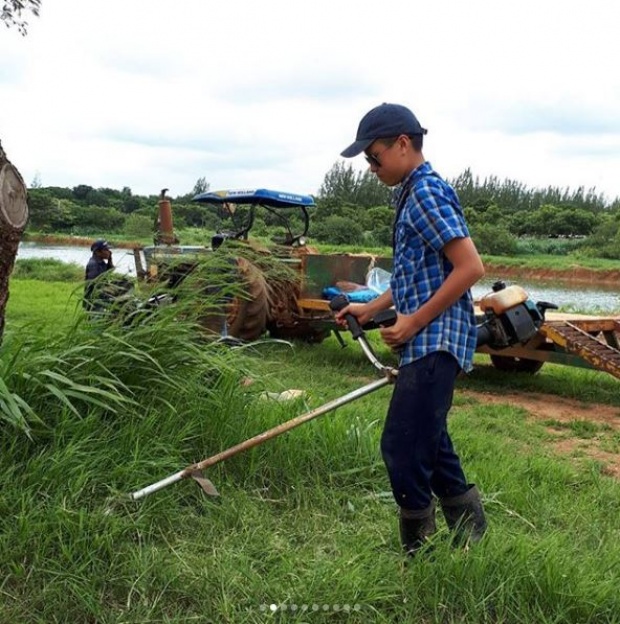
[399,500,436,557]
[439,485,487,546]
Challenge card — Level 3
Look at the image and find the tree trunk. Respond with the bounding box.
[0,140,29,343]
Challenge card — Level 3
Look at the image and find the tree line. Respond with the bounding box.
[25,165,620,259]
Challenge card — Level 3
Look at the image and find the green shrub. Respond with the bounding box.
[579,220,620,259]
[364,225,392,248]
[471,223,518,256]
[516,237,586,256]
[311,215,364,245]
[12,259,83,282]
[123,213,154,239]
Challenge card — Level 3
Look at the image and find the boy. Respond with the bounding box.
[337,103,487,555]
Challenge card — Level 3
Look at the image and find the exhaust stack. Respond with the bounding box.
[156,188,178,245]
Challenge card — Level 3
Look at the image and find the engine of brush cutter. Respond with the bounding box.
[475,281,556,349]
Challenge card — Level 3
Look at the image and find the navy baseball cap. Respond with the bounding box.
[340,103,428,158]
[91,239,110,252]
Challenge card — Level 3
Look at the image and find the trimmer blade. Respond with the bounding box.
[189,469,220,497]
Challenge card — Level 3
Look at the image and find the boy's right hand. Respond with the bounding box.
[334,302,374,328]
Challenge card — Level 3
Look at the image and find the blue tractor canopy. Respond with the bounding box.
[192,188,315,247]
[192,188,315,208]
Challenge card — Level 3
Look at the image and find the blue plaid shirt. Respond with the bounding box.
[390,162,477,372]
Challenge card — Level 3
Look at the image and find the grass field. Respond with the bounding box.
[1,276,620,623]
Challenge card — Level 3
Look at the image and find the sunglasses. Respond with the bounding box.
[364,138,398,168]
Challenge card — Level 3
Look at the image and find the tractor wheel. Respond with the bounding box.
[489,354,544,374]
[225,258,269,341]
[200,258,269,342]
[264,277,330,344]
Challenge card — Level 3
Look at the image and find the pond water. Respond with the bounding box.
[17,242,139,276]
[16,243,620,314]
[472,277,620,315]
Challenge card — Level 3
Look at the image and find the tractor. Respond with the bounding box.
[132,188,393,343]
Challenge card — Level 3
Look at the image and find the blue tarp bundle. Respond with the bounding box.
[322,286,380,303]
[322,268,391,303]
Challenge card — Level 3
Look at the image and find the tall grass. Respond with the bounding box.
[515,236,586,256]
[2,275,620,622]
[0,255,260,437]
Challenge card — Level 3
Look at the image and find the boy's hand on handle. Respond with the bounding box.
[334,302,374,329]
[329,295,367,339]
[380,313,421,349]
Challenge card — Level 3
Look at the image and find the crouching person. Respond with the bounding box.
[83,239,114,313]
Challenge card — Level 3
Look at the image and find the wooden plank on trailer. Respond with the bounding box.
[544,322,620,380]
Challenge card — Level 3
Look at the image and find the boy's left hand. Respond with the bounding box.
[379,313,420,349]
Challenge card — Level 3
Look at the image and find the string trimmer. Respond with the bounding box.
[129,295,397,500]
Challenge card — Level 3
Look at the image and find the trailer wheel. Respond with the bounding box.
[489,354,544,374]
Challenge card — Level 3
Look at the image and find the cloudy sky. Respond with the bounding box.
[1,0,619,202]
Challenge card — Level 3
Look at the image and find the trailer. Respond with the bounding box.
[477,313,620,379]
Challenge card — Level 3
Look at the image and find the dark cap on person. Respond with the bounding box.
[340,103,428,158]
[91,239,110,252]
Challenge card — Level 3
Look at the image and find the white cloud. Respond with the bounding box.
[1,0,619,200]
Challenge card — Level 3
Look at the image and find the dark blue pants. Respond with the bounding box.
[381,351,469,511]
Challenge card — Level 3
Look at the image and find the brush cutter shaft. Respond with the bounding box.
[358,338,386,372]
[130,470,187,500]
[129,376,391,500]
[190,376,390,471]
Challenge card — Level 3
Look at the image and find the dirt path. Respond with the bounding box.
[461,390,620,478]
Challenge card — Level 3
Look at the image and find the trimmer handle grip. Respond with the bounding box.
[362,309,397,330]
[329,294,364,339]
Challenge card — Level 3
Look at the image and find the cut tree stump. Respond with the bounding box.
[0,140,29,342]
